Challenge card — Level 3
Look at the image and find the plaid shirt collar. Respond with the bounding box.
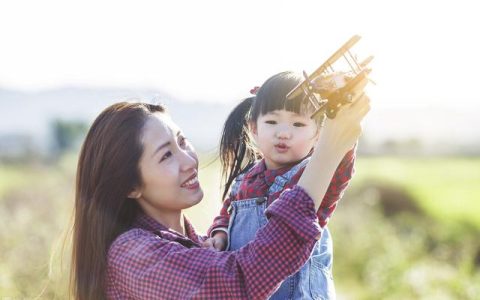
[244,158,306,186]
[134,212,203,247]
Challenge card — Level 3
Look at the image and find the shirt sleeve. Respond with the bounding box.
[207,196,232,237]
[106,186,321,300]
[317,146,356,227]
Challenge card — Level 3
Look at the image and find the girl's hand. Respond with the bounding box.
[201,232,227,251]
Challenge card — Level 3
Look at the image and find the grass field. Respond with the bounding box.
[354,156,480,229]
[0,155,479,298]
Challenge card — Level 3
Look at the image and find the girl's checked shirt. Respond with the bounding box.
[106,186,323,299]
[208,148,355,236]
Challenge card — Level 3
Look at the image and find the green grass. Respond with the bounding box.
[1,155,479,298]
[353,156,480,229]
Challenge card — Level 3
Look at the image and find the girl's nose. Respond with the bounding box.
[275,126,292,139]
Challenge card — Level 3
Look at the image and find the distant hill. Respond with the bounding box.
[0,87,234,154]
[1,87,479,156]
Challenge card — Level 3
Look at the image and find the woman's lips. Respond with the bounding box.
[181,172,200,189]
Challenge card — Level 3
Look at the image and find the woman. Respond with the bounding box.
[71,82,369,299]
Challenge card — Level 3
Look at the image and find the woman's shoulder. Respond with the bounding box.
[108,228,161,257]
[113,228,154,244]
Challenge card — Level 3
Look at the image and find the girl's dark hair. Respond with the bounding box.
[71,102,165,300]
[220,71,311,199]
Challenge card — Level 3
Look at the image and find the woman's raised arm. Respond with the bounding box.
[299,77,370,210]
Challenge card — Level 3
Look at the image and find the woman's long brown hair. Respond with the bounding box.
[71,102,165,300]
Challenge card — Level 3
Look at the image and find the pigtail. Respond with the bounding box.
[219,97,257,200]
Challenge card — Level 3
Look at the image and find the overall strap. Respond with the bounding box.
[268,157,311,195]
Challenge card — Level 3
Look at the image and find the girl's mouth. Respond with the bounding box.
[274,143,289,153]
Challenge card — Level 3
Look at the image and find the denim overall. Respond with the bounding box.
[227,159,336,300]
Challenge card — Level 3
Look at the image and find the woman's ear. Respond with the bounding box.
[249,121,258,136]
[315,127,321,141]
[128,188,142,200]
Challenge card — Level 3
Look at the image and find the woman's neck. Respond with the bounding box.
[159,212,186,235]
[143,205,185,235]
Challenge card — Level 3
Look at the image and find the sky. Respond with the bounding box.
[1,0,479,111]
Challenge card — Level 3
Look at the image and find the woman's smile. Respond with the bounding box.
[181,172,200,189]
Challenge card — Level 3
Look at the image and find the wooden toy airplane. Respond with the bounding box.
[286,35,374,119]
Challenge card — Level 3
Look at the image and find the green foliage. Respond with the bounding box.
[51,119,88,155]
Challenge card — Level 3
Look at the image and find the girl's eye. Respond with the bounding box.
[160,151,172,162]
[293,122,306,127]
[265,120,277,125]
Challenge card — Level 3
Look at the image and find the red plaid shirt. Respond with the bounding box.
[106,186,323,299]
[208,148,355,236]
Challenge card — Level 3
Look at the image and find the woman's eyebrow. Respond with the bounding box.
[151,131,182,157]
[152,141,170,157]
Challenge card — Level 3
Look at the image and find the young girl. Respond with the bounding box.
[204,71,357,299]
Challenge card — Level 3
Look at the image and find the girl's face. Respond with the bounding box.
[131,113,203,217]
[252,109,319,170]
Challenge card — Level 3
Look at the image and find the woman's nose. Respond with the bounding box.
[179,149,198,171]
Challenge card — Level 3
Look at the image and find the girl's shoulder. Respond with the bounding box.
[234,160,263,181]
[229,160,263,197]
[241,160,268,178]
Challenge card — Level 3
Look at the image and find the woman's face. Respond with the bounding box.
[132,112,203,215]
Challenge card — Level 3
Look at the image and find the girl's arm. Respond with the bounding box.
[207,196,231,237]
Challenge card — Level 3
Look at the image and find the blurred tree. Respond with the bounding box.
[381,138,423,155]
[50,119,88,155]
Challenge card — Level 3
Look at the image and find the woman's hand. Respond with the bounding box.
[319,92,370,158]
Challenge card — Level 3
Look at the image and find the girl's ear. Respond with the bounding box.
[127,188,142,200]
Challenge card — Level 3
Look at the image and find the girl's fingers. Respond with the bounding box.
[201,239,215,249]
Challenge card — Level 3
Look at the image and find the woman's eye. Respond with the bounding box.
[179,136,188,148]
[293,122,306,127]
[160,151,172,162]
[265,120,277,125]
